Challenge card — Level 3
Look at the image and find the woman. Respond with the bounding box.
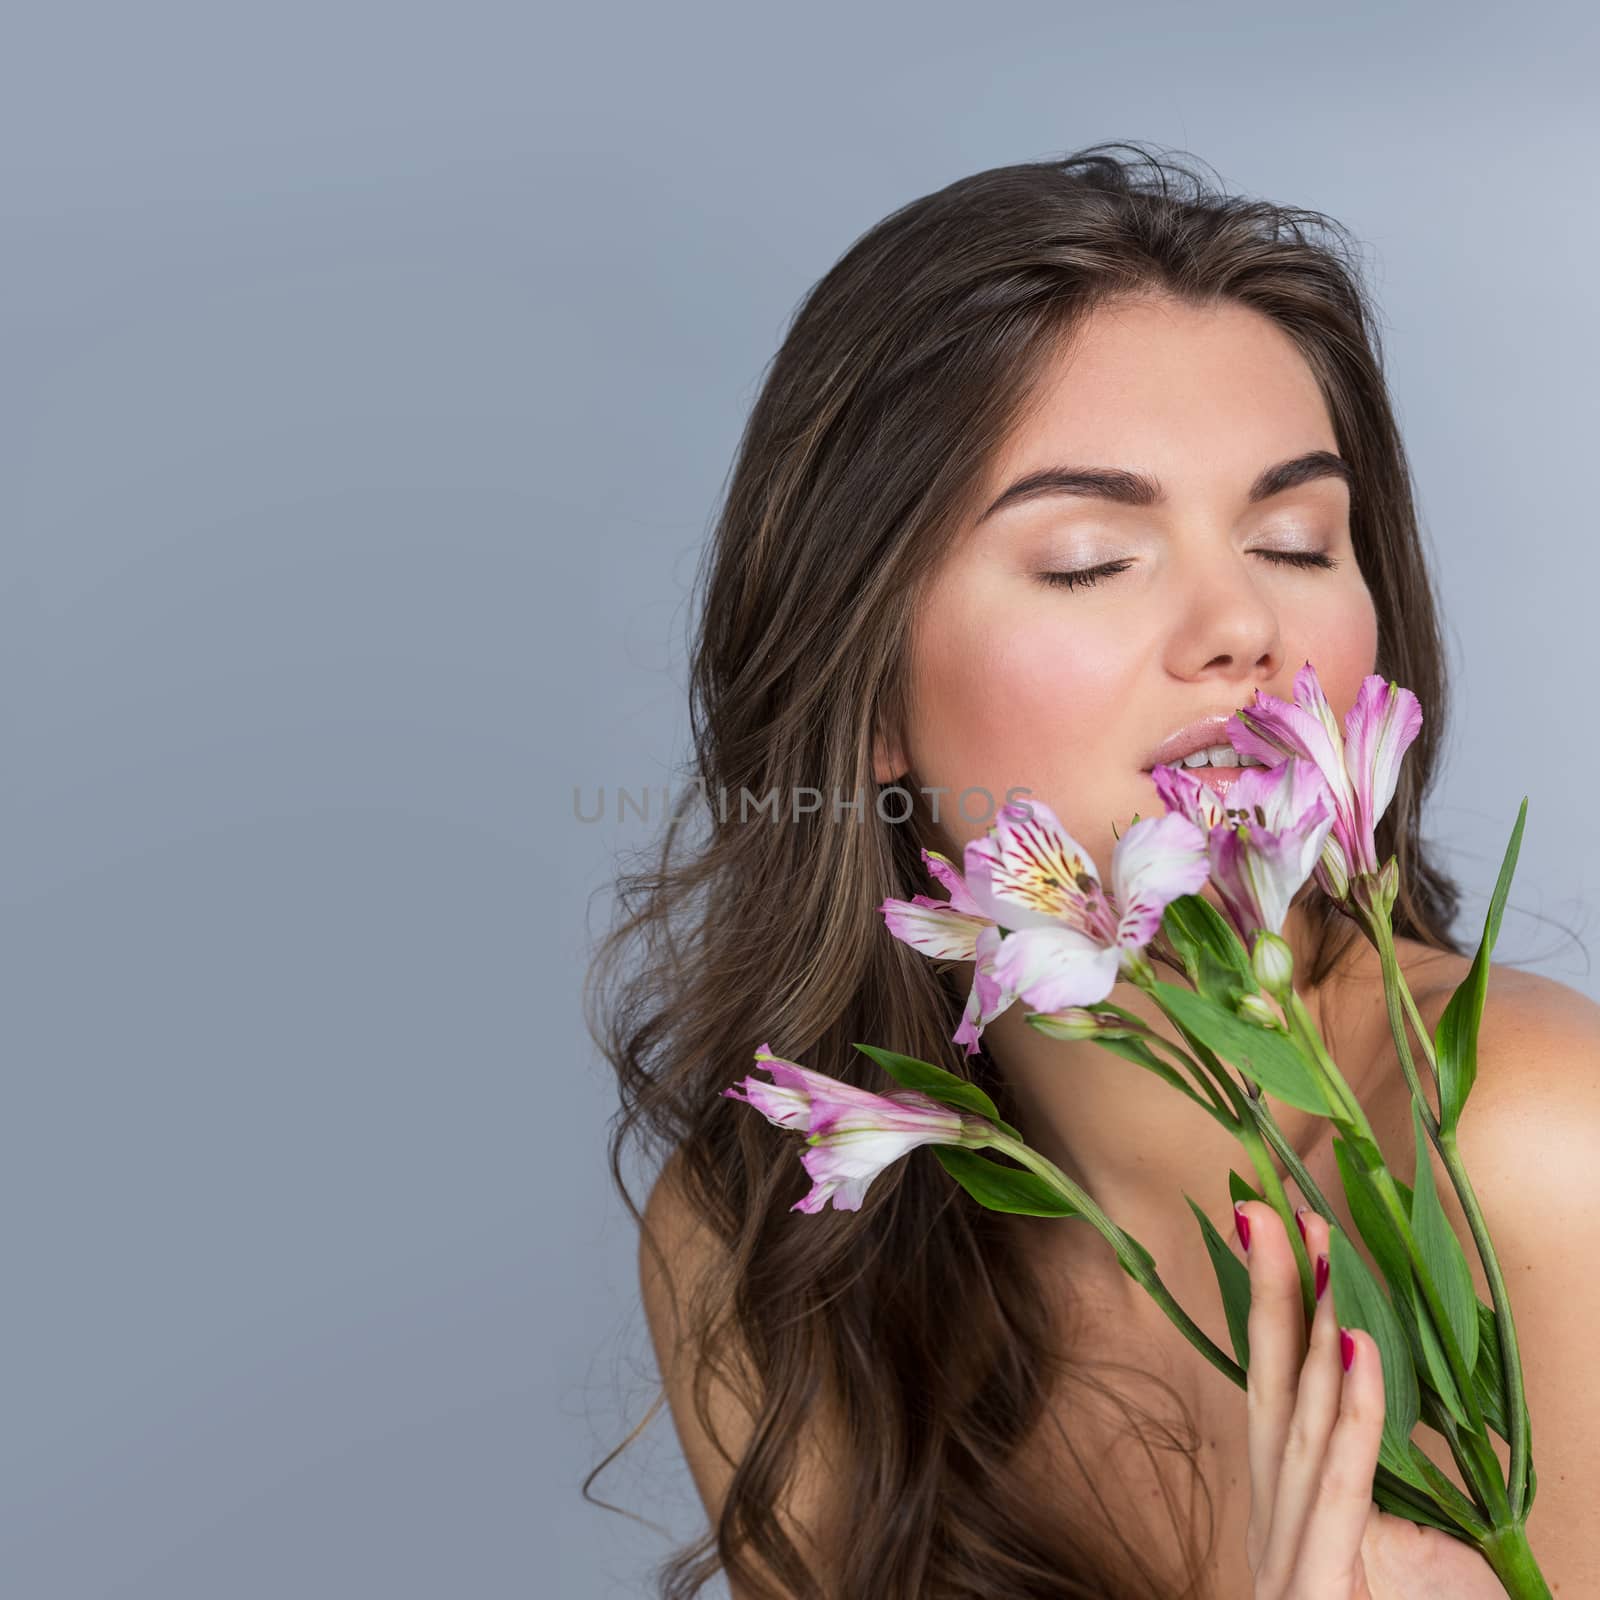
[584,144,1600,1597]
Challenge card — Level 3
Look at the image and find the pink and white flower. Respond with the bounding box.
[1226,662,1422,904]
[1152,757,1337,946]
[961,797,1209,1014]
[721,1043,998,1212]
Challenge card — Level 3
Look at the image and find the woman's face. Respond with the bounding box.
[876,294,1380,884]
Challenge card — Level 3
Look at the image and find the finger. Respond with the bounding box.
[1291,1325,1386,1591]
[1237,1201,1308,1573]
[1256,1210,1341,1591]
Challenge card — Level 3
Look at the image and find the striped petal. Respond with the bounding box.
[963,797,1108,934]
[1343,674,1422,876]
[879,892,990,960]
[1293,658,1346,751]
[721,1044,992,1213]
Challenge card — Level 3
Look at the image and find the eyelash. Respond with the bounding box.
[1039,550,1339,591]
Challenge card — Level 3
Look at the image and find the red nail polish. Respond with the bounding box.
[1294,1205,1308,1245]
[1315,1252,1329,1301]
[1233,1202,1251,1252]
[1340,1328,1355,1371]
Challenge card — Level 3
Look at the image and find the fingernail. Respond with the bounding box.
[1233,1202,1251,1252]
[1294,1205,1308,1245]
[1315,1251,1329,1302]
[1340,1327,1355,1371]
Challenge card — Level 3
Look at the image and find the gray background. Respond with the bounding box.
[2,2,1593,1597]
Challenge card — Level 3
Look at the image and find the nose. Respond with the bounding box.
[1169,551,1284,680]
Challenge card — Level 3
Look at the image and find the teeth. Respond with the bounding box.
[1179,744,1264,769]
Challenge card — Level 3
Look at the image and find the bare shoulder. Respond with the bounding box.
[1347,930,1598,1108]
[639,1152,849,1598]
[1403,951,1600,1124]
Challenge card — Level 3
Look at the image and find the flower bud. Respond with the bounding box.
[1377,856,1400,916]
[1251,930,1295,996]
[1027,1007,1135,1042]
[1236,992,1285,1031]
[1318,833,1351,904]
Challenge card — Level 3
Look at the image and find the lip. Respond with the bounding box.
[1189,765,1247,801]
[1139,758,1257,804]
[1139,711,1250,773]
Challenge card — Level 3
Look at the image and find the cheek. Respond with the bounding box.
[1296,581,1380,713]
[904,593,1129,837]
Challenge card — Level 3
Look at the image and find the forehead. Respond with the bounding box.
[990,295,1338,488]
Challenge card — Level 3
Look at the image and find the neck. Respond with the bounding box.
[982,894,1385,1289]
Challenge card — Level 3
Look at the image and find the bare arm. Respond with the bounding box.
[639,1155,848,1599]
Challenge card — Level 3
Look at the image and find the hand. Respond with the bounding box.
[1234,1200,1507,1598]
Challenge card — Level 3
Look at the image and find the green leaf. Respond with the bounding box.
[1196,945,1252,1009]
[1371,1473,1473,1535]
[1186,1193,1251,1366]
[1472,1299,1509,1439]
[852,1043,1023,1140]
[1161,892,1254,993]
[1113,1228,1158,1284]
[1227,1169,1264,1209]
[1410,1283,1473,1430]
[931,1145,1078,1216]
[1328,1226,1421,1456]
[1330,1138,1437,1393]
[1331,1137,1411,1289]
[1343,1128,1389,1175]
[1152,982,1335,1115]
[1434,797,1526,1136]
[1386,1439,1444,1498]
[1407,1099,1480,1402]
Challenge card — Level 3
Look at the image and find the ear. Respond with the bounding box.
[871,727,908,786]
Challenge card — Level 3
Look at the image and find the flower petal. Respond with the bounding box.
[1343,674,1422,869]
[963,798,1108,934]
[1229,684,1349,805]
[879,893,990,960]
[920,847,985,917]
[1109,812,1211,949]
[1204,760,1335,940]
[1293,658,1346,751]
[1150,762,1227,830]
[954,921,1018,1055]
[990,923,1121,1013]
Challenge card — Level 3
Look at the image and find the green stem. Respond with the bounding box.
[1236,1116,1317,1321]
[980,1133,1505,1556]
[1276,975,1508,1517]
[986,1133,1245,1388]
[1362,909,1534,1521]
[1126,982,1318,1320]
[1478,1521,1553,1600]
[1244,1095,1339,1221]
[1440,1125,1533,1516]
[1418,1392,1498,1534]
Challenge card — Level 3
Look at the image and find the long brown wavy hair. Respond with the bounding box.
[581,141,1469,1598]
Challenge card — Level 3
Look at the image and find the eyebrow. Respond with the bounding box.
[975,449,1355,524]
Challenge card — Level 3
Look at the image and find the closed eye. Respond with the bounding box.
[1038,550,1339,592]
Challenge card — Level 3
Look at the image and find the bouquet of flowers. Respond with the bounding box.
[722,662,1550,1596]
